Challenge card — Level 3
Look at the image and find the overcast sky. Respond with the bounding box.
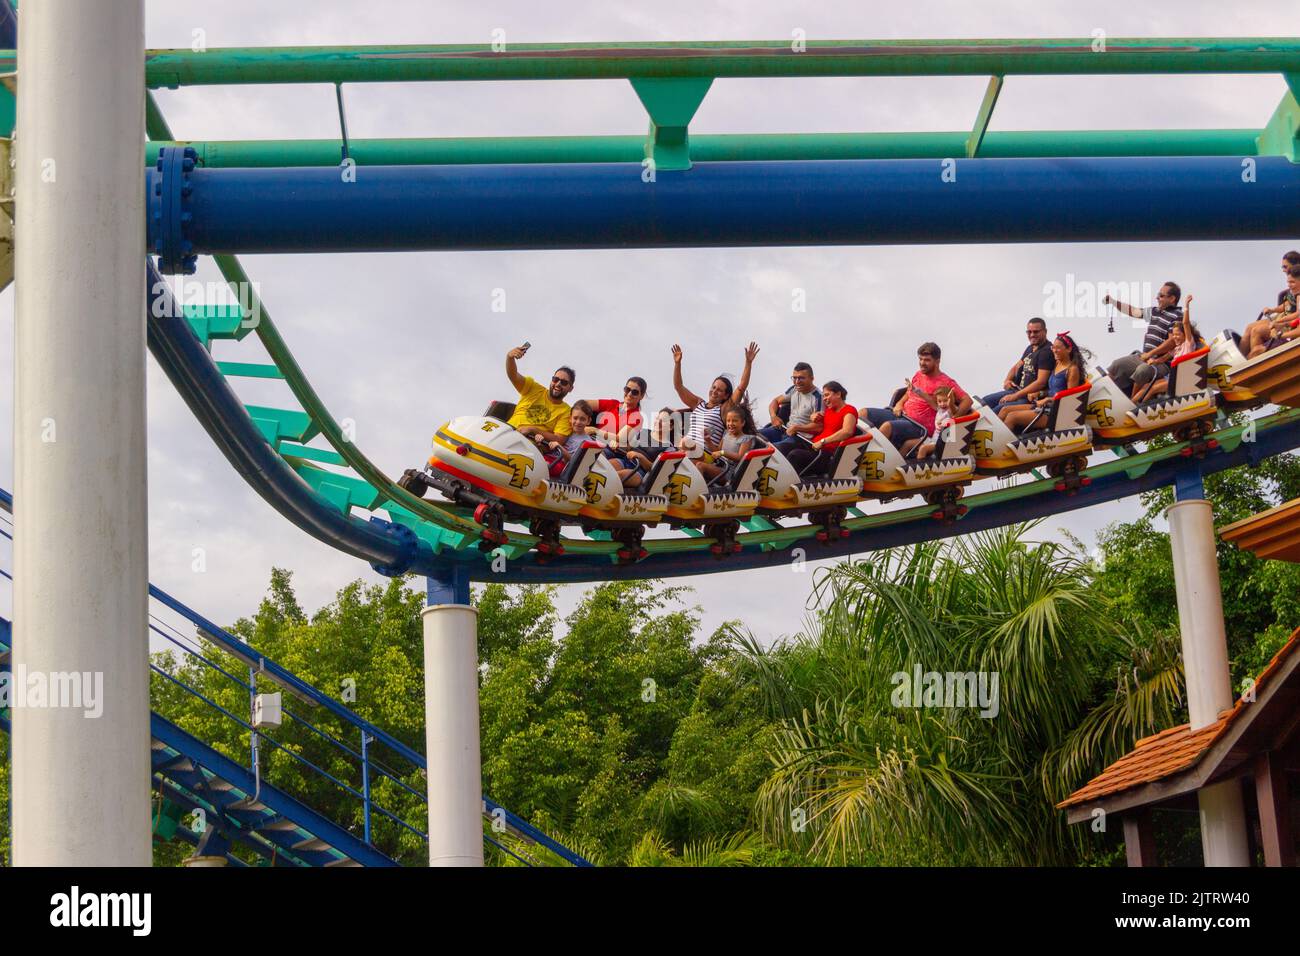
[1,1,1296,643]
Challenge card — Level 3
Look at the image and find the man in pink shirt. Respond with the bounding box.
[863,342,973,449]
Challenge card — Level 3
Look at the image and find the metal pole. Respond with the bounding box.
[146,129,1264,169]
[249,664,260,799]
[1167,473,1250,867]
[361,730,372,845]
[13,0,149,865]
[421,567,483,866]
[148,156,1300,263]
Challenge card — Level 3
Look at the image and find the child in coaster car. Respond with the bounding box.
[912,386,955,459]
[543,400,641,488]
[541,401,595,477]
[622,408,682,489]
[1133,296,1203,403]
[713,402,761,486]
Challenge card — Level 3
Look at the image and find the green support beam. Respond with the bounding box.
[147,128,1265,169]
[629,76,712,171]
[965,75,1003,158]
[1257,74,1300,162]
[36,38,1294,88]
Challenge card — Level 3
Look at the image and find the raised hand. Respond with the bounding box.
[743,341,760,365]
[507,345,528,360]
[671,344,683,365]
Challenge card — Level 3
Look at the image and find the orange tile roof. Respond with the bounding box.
[1057,626,1300,810]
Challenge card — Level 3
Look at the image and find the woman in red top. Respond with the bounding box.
[579,376,647,448]
[781,381,858,477]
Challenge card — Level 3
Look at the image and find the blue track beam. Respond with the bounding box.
[147,156,1300,266]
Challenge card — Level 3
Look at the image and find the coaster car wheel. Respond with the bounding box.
[706,521,743,558]
[613,527,649,566]
[529,518,566,562]
[1047,455,1092,494]
[812,506,851,544]
[1173,420,1219,459]
[473,501,508,551]
[924,486,967,522]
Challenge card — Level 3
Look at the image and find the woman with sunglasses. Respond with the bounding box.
[998,332,1087,434]
[579,377,648,449]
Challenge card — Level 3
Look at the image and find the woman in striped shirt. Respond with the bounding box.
[671,341,759,482]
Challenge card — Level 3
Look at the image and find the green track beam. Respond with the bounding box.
[79,39,1300,88]
[146,129,1266,168]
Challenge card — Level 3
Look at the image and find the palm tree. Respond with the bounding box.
[737,523,1185,866]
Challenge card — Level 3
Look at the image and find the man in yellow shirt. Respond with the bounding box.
[503,343,574,443]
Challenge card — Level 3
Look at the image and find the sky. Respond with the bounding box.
[1,1,1296,644]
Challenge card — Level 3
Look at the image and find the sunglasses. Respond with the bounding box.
[624,386,641,396]
[552,376,573,387]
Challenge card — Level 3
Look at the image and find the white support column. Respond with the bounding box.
[13,2,150,865]
[1167,497,1250,867]
[422,573,484,866]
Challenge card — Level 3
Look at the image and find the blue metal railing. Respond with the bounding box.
[0,489,589,866]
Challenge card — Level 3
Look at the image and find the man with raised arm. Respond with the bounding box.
[503,343,575,444]
[1102,282,1183,396]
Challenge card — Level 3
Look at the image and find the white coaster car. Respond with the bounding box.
[970,384,1093,477]
[428,415,588,515]
[1084,347,1218,445]
[1206,328,1256,404]
[854,413,979,499]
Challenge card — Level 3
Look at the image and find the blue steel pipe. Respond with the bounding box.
[145,260,430,576]
[147,155,1300,269]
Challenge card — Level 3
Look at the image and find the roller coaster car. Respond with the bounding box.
[970,384,1093,477]
[422,411,761,557]
[1084,346,1218,446]
[855,414,980,519]
[1206,329,1261,407]
[712,440,864,542]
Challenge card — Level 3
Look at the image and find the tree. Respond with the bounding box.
[741,525,1186,866]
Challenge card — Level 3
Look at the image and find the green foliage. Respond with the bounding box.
[739,526,1176,866]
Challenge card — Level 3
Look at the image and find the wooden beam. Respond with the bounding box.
[1254,752,1295,867]
[1123,810,1159,867]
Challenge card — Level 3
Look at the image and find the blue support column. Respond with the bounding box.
[427,564,471,607]
[1174,464,1205,501]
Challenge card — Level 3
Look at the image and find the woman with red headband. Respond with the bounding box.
[999,332,1087,434]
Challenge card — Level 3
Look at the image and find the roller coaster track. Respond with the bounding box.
[125,50,1300,585]
[146,258,1300,584]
